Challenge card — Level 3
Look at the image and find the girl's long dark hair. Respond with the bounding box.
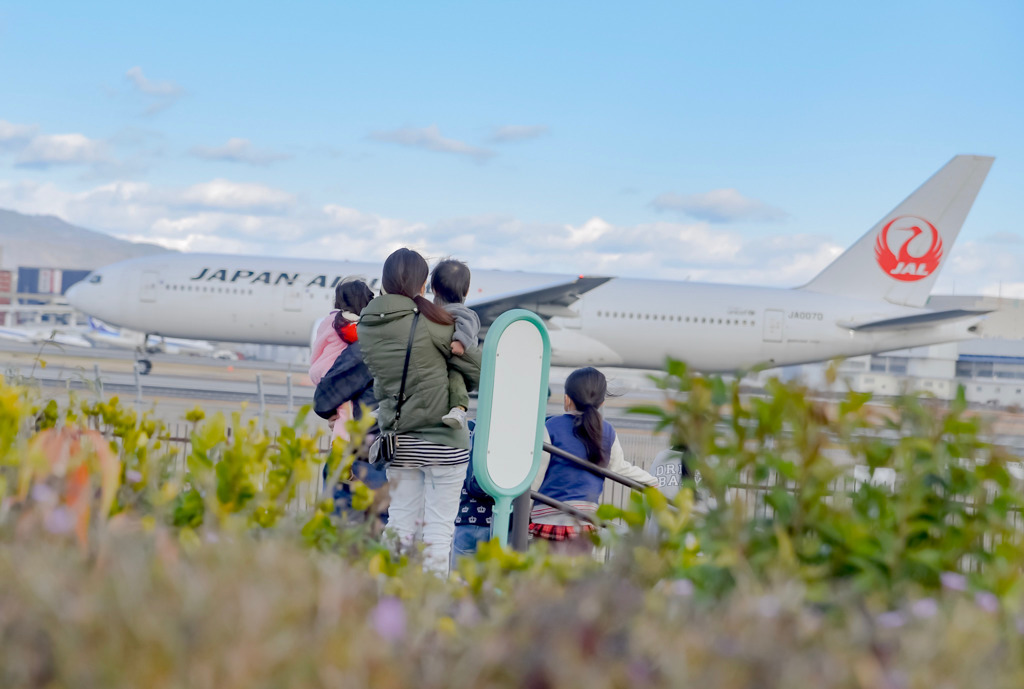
[333,279,374,333]
[565,367,609,467]
[381,248,455,325]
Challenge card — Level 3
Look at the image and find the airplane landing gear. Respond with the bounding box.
[135,337,154,375]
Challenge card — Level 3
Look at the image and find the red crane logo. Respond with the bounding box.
[874,215,943,282]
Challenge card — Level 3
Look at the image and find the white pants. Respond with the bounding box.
[384,463,466,577]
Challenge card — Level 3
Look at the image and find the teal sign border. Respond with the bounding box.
[471,309,551,546]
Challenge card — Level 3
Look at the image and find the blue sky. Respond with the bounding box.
[1,1,1022,294]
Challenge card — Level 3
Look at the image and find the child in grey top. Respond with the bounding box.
[430,259,481,430]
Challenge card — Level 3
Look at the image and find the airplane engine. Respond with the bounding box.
[547,329,623,367]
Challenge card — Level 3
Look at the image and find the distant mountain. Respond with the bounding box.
[0,208,173,270]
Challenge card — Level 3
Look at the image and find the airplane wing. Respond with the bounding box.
[838,308,993,332]
[467,276,612,329]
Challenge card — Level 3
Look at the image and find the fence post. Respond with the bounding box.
[256,373,266,421]
[93,363,103,398]
[133,365,143,410]
[286,372,294,415]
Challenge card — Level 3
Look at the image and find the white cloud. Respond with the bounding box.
[125,66,181,96]
[0,178,299,237]
[3,176,1023,293]
[125,66,183,115]
[1,124,146,178]
[190,138,291,166]
[0,120,38,150]
[489,125,549,143]
[315,204,431,259]
[15,133,107,168]
[652,188,788,223]
[115,231,259,254]
[142,212,310,248]
[566,217,613,246]
[323,205,424,238]
[178,179,296,212]
[369,125,494,162]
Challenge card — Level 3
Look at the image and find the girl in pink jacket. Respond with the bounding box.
[309,280,374,441]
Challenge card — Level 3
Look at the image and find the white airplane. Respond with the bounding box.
[66,155,996,374]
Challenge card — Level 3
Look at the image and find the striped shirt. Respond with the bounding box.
[389,434,469,469]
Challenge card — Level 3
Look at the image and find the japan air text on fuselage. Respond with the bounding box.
[189,268,379,290]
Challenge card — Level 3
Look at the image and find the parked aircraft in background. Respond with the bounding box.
[0,325,92,349]
[82,318,236,370]
[67,155,996,374]
[0,318,236,368]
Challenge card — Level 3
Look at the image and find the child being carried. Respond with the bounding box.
[430,259,480,430]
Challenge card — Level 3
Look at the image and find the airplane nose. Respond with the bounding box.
[64,281,85,308]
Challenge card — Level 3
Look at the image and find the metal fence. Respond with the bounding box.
[156,422,674,515]
[155,420,1024,543]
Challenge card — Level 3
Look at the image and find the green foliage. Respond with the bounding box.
[2,533,1024,689]
[629,358,1024,602]
[4,367,1024,686]
[0,381,373,551]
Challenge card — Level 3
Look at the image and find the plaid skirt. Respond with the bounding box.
[529,522,596,542]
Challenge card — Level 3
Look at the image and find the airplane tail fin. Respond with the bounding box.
[799,155,994,307]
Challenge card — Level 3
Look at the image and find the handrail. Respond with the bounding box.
[542,442,649,491]
[529,491,604,527]
[522,442,649,540]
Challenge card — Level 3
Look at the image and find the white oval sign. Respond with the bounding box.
[483,319,545,491]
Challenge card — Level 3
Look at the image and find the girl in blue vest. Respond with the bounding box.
[530,367,657,555]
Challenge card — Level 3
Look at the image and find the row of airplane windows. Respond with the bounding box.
[595,310,757,326]
[164,284,335,299]
[165,284,254,295]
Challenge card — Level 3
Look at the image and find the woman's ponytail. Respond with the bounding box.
[564,367,609,466]
[413,294,454,326]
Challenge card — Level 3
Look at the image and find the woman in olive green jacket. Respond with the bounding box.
[358,248,481,576]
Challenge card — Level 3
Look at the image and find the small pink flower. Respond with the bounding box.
[910,598,938,619]
[876,611,906,629]
[371,597,406,642]
[30,483,57,505]
[975,592,1000,614]
[126,470,143,484]
[44,506,74,535]
[670,579,694,597]
[940,572,968,592]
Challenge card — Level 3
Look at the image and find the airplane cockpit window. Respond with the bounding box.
[88,274,102,284]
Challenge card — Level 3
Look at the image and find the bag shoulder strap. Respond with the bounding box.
[393,311,420,430]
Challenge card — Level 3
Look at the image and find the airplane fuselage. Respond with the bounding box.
[67,253,980,372]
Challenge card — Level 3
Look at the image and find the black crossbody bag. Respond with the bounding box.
[368,311,420,467]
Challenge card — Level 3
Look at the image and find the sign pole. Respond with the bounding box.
[471,310,550,547]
